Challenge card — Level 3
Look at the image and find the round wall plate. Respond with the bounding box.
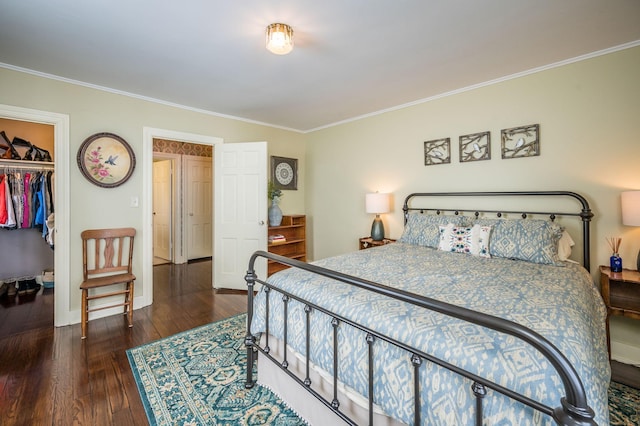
[77,132,136,188]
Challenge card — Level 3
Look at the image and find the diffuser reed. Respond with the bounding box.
[607,237,622,254]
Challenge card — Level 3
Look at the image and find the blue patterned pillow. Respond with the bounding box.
[472,218,564,266]
[399,213,467,248]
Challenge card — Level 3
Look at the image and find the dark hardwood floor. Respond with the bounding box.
[0,260,246,425]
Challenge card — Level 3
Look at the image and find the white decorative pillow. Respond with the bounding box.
[438,223,492,258]
[557,230,575,262]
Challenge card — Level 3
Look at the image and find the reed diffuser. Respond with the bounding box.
[607,237,623,272]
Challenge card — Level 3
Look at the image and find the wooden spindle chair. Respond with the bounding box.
[80,228,136,339]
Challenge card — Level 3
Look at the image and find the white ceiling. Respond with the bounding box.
[1,1,639,132]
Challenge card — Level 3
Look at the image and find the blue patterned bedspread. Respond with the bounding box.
[250,243,610,425]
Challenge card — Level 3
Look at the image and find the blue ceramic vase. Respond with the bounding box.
[268,200,283,226]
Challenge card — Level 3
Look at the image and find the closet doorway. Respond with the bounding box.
[152,139,213,266]
[0,120,55,336]
[0,104,70,330]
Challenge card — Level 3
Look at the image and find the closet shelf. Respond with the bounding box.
[0,159,54,170]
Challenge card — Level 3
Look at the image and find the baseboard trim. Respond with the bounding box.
[612,340,640,367]
[67,294,149,326]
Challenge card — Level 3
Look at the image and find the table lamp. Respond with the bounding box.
[621,190,640,271]
[366,192,390,241]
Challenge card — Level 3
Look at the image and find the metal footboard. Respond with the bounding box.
[244,251,597,426]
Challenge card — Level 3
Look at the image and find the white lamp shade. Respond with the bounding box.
[366,193,390,214]
[266,23,294,55]
[622,191,640,226]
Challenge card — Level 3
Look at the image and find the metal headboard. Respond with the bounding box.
[402,191,594,271]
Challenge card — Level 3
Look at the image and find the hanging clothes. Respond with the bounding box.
[0,168,54,235]
[0,174,16,228]
[22,172,31,229]
[10,172,23,227]
[0,174,6,225]
[34,174,45,227]
[46,213,55,248]
[36,172,53,239]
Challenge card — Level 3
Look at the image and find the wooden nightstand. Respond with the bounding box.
[359,237,395,250]
[599,265,640,358]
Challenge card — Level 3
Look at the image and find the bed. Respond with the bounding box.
[245,191,610,425]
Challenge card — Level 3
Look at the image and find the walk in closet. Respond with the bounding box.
[0,118,55,334]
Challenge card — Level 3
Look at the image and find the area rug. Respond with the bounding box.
[609,381,640,425]
[127,314,305,425]
[128,313,639,425]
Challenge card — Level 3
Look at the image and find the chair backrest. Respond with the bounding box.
[81,228,136,279]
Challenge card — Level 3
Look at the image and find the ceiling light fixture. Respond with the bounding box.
[266,23,294,55]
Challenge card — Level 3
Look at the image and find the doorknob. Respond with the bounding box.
[259,220,265,225]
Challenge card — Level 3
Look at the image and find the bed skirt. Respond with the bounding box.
[257,334,406,426]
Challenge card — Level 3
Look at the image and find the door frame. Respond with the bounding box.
[142,127,222,306]
[0,104,71,326]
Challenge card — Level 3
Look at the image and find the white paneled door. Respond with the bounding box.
[153,159,172,261]
[186,156,213,260]
[214,142,267,290]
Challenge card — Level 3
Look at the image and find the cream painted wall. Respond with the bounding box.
[305,46,640,363]
[0,67,306,322]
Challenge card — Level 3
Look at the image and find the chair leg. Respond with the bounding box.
[123,284,129,315]
[81,288,88,339]
[127,281,134,328]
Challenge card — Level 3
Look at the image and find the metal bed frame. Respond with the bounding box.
[245,191,598,425]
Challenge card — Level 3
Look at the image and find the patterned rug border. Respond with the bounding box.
[127,313,307,426]
[127,345,157,426]
[127,314,249,426]
[128,313,246,354]
[127,313,247,426]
